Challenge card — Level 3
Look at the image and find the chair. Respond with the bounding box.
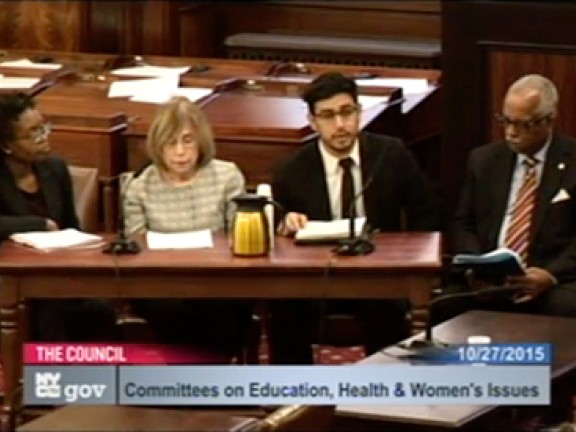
[68,165,99,233]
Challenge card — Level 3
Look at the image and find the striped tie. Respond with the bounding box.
[505,156,539,263]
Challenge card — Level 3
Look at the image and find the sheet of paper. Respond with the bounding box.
[130,86,213,104]
[295,217,366,242]
[0,77,40,89]
[0,58,61,70]
[10,229,103,251]
[146,229,214,250]
[357,95,390,110]
[111,65,190,78]
[356,78,430,95]
[108,76,178,98]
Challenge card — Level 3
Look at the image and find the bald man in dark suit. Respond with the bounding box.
[437,74,576,322]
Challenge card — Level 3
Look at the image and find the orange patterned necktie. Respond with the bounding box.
[504,156,539,264]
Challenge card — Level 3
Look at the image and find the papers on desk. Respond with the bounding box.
[107,74,212,104]
[130,86,213,104]
[0,58,62,70]
[108,76,179,98]
[356,78,430,95]
[146,229,214,250]
[111,65,190,78]
[358,94,390,110]
[294,217,366,244]
[10,229,104,252]
[0,76,40,89]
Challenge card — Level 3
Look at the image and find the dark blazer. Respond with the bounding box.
[272,131,440,232]
[453,134,576,282]
[0,156,79,240]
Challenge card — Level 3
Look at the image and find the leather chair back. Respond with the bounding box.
[69,165,99,233]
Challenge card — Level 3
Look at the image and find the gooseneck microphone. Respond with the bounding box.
[335,176,375,257]
[401,285,525,350]
[103,169,145,255]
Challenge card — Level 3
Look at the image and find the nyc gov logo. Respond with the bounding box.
[35,372,61,399]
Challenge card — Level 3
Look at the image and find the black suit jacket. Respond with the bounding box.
[453,134,576,282]
[0,156,79,240]
[272,132,440,232]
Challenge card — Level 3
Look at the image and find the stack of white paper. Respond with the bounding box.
[357,95,390,110]
[111,65,190,78]
[355,78,430,95]
[129,86,213,104]
[10,229,104,251]
[107,76,179,98]
[295,217,366,243]
[0,58,62,70]
[0,77,40,89]
[146,230,213,250]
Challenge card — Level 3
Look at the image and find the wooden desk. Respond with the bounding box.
[336,310,576,431]
[0,232,441,432]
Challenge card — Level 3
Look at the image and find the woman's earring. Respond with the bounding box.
[1,147,12,155]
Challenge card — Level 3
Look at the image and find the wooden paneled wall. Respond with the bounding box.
[0,1,87,51]
[441,1,576,235]
[204,1,442,57]
[0,1,441,58]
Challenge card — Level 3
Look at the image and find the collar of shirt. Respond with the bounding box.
[514,135,552,178]
[317,139,361,175]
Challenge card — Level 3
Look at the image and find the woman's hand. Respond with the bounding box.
[45,219,59,231]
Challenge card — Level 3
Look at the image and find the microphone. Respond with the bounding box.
[400,285,525,350]
[102,166,148,255]
[335,175,375,257]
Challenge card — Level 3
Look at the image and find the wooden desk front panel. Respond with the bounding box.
[49,128,126,178]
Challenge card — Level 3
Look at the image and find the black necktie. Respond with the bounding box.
[339,157,355,219]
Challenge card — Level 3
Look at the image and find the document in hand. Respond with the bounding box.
[452,248,526,285]
[10,229,104,251]
[294,217,366,245]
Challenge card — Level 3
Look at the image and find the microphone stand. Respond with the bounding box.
[103,173,141,255]
[335,178,375,256]
[401,285,525,350]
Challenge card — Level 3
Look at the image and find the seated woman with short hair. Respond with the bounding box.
[0,93,117,341]
[124,96,251,359]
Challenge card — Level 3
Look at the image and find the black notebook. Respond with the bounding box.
[452,248,526,286]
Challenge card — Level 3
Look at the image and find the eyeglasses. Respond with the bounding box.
[495,113,552,131]
[17,123,52,144]
[313,105,360,122]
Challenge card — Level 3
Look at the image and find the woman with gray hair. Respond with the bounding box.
[124,96,251,360]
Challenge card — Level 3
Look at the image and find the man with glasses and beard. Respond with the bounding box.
[269,72,441,364]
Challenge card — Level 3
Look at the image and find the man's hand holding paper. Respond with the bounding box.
[507,267,558,303]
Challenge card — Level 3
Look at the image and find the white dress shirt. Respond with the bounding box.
[317,140,365,220]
